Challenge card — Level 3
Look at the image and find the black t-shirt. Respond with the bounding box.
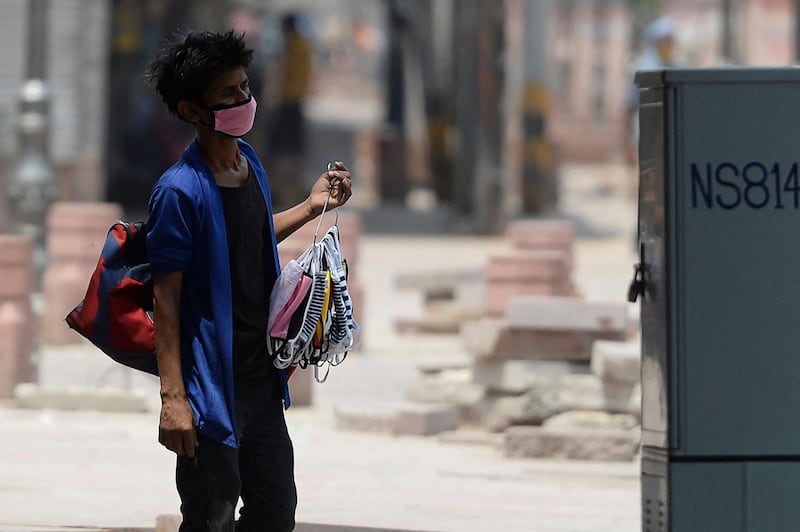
[218,166,278,381]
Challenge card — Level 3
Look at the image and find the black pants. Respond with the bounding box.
[176,372,297,532]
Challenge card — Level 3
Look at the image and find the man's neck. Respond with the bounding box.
[195,129,244,173]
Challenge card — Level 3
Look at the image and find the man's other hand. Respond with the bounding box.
[159,395,198,457]
[308,161,352,217]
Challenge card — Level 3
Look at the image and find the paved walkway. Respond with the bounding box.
[0,163,641,531]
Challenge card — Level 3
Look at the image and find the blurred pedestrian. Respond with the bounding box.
[268,13,313,209]
[624,17,678,195]
[144,30,351,531]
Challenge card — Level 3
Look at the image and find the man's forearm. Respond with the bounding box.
[153,272,187,399]
[273,199,315,243]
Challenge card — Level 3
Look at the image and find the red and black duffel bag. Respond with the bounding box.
[65,221,158,375]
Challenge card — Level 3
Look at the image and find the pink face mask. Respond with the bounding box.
[208,96,257,137]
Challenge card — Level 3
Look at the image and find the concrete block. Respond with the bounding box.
[505,220,575,251]
[505,296,628,338]
[591,340,641,383]
[486,251,571,283]
[485,282,575,317]
[394,404,460,436]
[156,514,181,532]
[437,429,504,448]
[473,359,590,394]
[288,366,314,407]
[406,371,486,406]
[46,201,123,230]
[543,410,639,430]
[37,344,160,402]
[395,299,483,334]
[461,319,593,361]
[485,374,605,429]
[43,261,96,344]
[0,234,34,299]
[334,402,461,436]
[46,202,123,261]
[0,303,25,398]
[504,425,638,461]
[482,374,641,431]
[417,355,471,375]
[334,403,397,434]
[395,269,484,293]
[603,381,641,417]
[14,383,151,413]
[0,236,38,379]
[43,202,124,345]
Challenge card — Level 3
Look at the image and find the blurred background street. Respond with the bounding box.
[0,0,798,530]
[0,161,639,532]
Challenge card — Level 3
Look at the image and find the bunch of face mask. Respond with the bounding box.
[267,225,360,383]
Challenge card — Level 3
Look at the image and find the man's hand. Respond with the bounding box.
[307,161,352,217]
[159,395,198,457]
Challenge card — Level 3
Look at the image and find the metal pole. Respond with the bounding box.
[795,0,800,62]
[452,0,480,218]
[521,0,555,213]
[26,0,48,80]
[722,0,733,62]
[9,0,57,247]
[721,0,743,64]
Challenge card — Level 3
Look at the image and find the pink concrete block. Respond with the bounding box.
[46,202,123,261]
[47,233,109,262]
[394,404,460,436]
[462,319,593,362]
[505,220,575,252]
[505,296,628,338]
[0,303,25,398]
[42,262,95,345]
[486,250,571,283]
[485,281,576,317]
[288,366,313,407]
[0,235,34,299]
[46,202,123,230]
[42,202,124,345]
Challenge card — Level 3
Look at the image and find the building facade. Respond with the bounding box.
[0,0,796,215]
[548,0,795,162]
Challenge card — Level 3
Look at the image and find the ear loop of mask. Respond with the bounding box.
[313,162,341,244]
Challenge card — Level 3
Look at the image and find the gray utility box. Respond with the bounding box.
[637,68,800,532]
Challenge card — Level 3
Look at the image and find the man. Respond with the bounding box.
[625,17,677,174]
[268,13,312,208]
[624,17,677,243]
[144,30,352,531]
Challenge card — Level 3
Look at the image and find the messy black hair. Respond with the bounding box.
[145,30,254,115]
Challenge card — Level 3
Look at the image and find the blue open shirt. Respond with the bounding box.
[146,138,290,448]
